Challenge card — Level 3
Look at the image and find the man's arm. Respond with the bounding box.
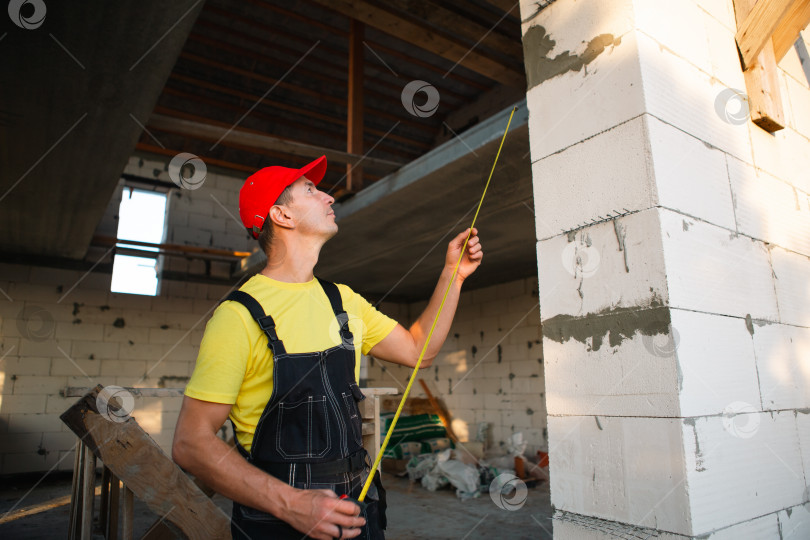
[369,228,483,368]
[172,396,365,540]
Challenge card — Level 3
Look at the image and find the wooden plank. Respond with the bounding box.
[418,379,459,442]
[68,444,82,539]
[63,387,185,398]
[80,447,95,540]
[736,0,797,69]
[347,19,365,192]
[734,0,787,132]
[772,0,810,60]
[147,113,403,170]
[60,385,231,539]
[121,486,134,540]
[308,0,525,86]
[107,474,120,540]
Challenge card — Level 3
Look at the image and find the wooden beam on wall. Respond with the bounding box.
[347,20,365,191]
[772,0,810,60]
[736,0,797,69]
[308,0,525,86]
[734,0,786,132]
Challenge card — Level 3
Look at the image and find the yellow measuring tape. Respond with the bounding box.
[358,105,518,502]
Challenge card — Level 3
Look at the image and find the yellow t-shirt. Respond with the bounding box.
[185,274,398,451]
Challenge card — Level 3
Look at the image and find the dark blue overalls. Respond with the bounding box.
[225,278,386,539]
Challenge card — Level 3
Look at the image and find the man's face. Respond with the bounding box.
[284,175,337,239]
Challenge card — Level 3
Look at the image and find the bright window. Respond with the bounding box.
[110,188,168,296]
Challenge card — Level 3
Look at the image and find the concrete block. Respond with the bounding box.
[532,116,655,240]
[8,413,63,433]
[100,360,146,377]
[549,415,690,534]
[10,375,67,395]
[660,208,780,320]
[746,121,810,196]
[702,4,746,89]
[45,394,74,414]
[694,0,737,31]
[151,297,195,314]
[770,246,810,327]
[780,41,810,89]
[1,356,51,376]
[71,339,119,360]
[783,72,810,142]
[684,411,805,534]
[523,0,641,161]
[728,156,810,256]
[647,115,736,230]
[103,325,149,344]
[2,452,53,475]
[634,0,713,75]
[108,292,153,310]
[672,309,761,418]
[118,342,167,361]
[537,207,668,321]
[0,432,42,454]
[0,394,46,414]
[543,316,681,417]
[779,506,810,539]
[706,513,780,539]
[752,323,810,410]
[50,356,101,377]
[636,31,752,162]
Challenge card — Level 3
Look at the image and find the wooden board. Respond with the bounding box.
[734,0,787,132]
[60,385,231,539]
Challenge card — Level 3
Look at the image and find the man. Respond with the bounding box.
[172,155,483,539]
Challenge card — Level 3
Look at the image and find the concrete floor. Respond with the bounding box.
[0,471,553,539]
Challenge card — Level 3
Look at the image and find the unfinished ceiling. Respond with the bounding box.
[1,0,529,291]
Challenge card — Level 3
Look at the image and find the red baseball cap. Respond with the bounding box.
[239,155,327,238]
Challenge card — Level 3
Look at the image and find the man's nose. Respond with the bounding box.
[322,191,335,206]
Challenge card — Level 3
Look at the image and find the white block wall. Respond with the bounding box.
[363,277,548,455]
[0,155,256,475]
[521,0,810,537]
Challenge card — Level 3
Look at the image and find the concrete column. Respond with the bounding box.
[520,0,810,537]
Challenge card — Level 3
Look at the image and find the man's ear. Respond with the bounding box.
[268,204,295,230]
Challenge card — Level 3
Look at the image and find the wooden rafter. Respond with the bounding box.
[772,0,810,59]
[147,113,404,170]
[733,0,791,132]
[347,20,365,191]
[735,0,799,69]
[307,0,525,86]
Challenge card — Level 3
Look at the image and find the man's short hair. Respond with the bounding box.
[257,185,294,254]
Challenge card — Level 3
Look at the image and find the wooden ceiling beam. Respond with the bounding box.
[482,0,521,14]
[772,0,810,60]
[159,87,428,158]
[383,0,523,61]
[193,16,467,107]
[306,0,525,86]
[183,34,441,133]
[166,72,433,151]
[736,0,797,69]
[147,113,404,170]
[250,0,491,90]
[347,20,365,191]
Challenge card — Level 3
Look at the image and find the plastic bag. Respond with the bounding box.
[438,459,481,499]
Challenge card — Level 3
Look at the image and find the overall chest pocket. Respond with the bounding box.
[276,396,331,459]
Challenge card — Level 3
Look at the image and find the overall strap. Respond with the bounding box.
[224,290,287,356]
[316,277,354,344]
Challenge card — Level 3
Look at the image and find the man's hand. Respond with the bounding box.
[283,488,366,540]
[446,227,483,281]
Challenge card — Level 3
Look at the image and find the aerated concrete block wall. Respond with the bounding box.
[363,277,548,456]
[520,0,810,537]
